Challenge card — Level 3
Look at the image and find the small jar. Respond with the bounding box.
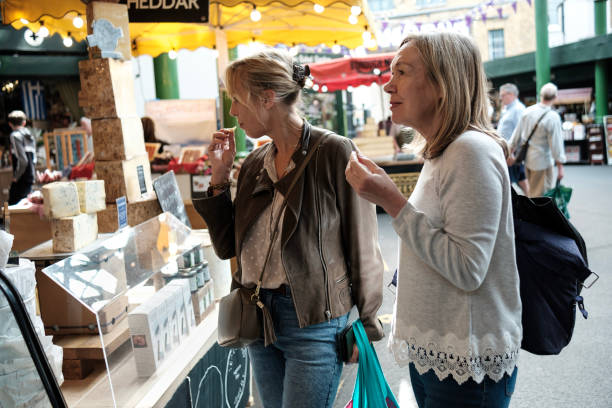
[200,260,210,282]
[195,265,205,288]
[192,244,202,265]
[178,267,198,293]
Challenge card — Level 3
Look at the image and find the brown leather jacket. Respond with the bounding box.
[193,122,384,341]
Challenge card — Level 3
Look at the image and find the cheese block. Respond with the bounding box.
[51,213,98,253]
[76,180,107,213]
[86,1,131,61]
[95,154,154,203]
[43,182,80,219]
[92,117,146,161]
[97,196,162,233]
[78,58,138,119]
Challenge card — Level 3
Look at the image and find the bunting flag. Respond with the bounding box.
[512,1,518,12]
[497,7,503,18]
[21,80,46,121]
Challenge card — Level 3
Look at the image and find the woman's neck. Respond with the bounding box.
[270,112,304,158]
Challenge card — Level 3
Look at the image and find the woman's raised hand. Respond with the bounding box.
[345,152,408,218]
[208,128,236,183]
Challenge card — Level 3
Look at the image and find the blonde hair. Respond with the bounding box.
[400,32,509,159]
[225,48,304,110]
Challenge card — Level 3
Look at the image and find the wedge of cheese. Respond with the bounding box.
[76,180,106,213]
[43,182,80,219]
[51,213,98,253]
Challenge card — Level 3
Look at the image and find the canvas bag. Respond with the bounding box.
[345,320,399,408]
[217,132,330,348]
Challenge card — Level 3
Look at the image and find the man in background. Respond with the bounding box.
[7,110,35,204]
[497,83,529,196]
[508,83,565,197]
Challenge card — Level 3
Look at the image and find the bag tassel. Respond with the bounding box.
[257,301,277,346]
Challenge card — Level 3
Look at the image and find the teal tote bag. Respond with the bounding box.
[345,320,400,408]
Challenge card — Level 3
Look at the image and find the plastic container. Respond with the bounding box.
[177,267,198,293]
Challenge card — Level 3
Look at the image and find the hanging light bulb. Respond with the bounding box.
[321,85,328,93]
[362,26,371,41]
[73,15,84,29]
[314,4,324,13]
[351,6,362,15]
[331,43,341,54]
[289,45,299,56]
[348,15,358,25]
[313,84,320,92]
[20,18,29,25]
[250,6,262,22]
[168,49,178,59]
[38,22,49,38]
[63,33,73,47]
[373,68,381,76]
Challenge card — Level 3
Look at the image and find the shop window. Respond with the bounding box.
[370,0,395,12]
[488,29,505,60]
[416,0,446,8]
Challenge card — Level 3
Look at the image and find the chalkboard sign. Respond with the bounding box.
[153,171,191,228]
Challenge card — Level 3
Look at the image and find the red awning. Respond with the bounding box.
[308,53,396,92]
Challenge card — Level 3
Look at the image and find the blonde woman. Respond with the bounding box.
[346,32,522,407]
[194,49,384,408]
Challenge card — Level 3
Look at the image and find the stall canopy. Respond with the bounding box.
[308,52,395,92]
[1,0,377,57]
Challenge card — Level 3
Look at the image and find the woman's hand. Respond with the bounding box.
[208,128,236,184]
[345,152,407,218]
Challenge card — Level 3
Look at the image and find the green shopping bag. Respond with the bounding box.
[544,180,572,219]
[345,320,400,408]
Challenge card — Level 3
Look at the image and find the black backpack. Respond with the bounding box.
[512,188,598,355]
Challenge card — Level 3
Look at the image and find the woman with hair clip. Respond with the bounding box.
[346,32,522,407]
[193,48,384,408]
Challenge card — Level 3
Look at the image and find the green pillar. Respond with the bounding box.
[334,90,347,136]
[221,47,248,157]
[594,0,608,124]
[534,0,550,96]
[153,53,179,99]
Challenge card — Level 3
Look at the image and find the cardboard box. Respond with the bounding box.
[36,269,128,335]
[191,279,214,325]
[166,279,196,337]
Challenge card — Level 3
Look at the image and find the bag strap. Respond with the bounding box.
[253,131,332,298]
[523,109,551,146]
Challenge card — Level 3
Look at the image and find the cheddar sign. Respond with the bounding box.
[120,0,209,23]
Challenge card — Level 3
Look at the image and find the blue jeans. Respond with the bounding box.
[248,288,349,408]
[409,363,518,408]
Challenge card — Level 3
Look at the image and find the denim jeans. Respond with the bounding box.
[409,363,518,408]
[248,288,349,408]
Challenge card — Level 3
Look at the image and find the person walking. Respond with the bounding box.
[345,32,522,408]
[7,110,35,205]
[498,83,529,195]
[508,82,566,197]
[193,48,384,408]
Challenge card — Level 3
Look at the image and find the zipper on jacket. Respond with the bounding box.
[315,145,332,322]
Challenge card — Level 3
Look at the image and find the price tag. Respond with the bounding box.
[116,196,128,230]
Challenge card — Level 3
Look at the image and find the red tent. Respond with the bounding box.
[308,53,396,92]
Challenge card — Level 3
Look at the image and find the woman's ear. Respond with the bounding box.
[262,90,276,109]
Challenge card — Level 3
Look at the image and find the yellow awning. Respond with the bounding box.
[1,0,376,57]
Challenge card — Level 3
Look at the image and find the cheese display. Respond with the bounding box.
[94,154,154,203]
[76,180,106,214]
[86,1,131,61]
[51,213,98,253]
[43,182,80,219]
[78,58,138,119]
[91,117,146,161]
[97,197,162,233]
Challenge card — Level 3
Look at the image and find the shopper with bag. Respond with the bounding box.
[345,32,522,408]
[193,48,384,408]
[507,82,566,197]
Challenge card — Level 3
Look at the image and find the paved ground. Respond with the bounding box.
[250,164,612,408]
